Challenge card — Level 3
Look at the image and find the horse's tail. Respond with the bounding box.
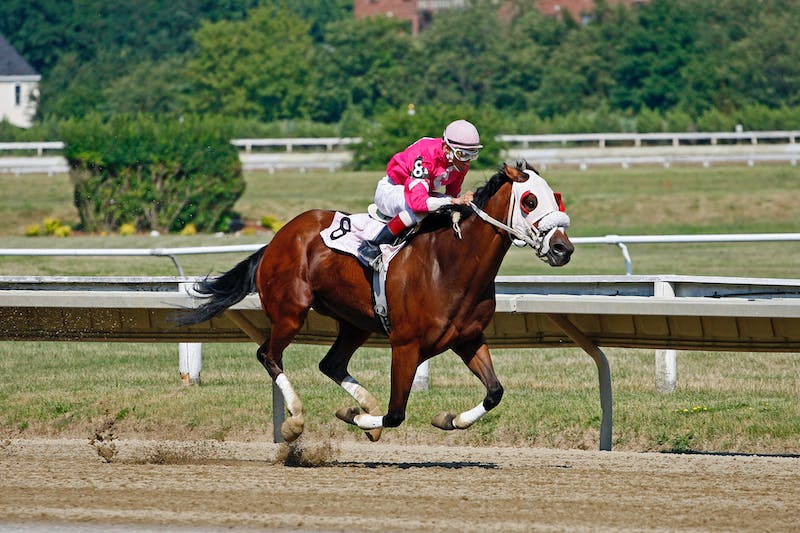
[176,246,266,326]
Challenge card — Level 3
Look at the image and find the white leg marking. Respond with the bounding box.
[275,373,302,415]
[353,413,384,430]
[453,403,487,429]
[341,376,380,412]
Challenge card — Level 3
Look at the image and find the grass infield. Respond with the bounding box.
[0,164,798,453]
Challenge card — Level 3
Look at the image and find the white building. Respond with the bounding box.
[0,34,40,128]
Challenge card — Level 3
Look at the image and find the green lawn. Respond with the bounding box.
[0,164,798,453]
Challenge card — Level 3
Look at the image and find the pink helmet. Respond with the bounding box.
[443,120,482,150]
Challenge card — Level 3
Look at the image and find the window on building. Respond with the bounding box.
[15,84,21,106]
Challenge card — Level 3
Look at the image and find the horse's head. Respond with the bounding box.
[500,160,574,266]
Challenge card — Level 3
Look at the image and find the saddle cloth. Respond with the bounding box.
[320,212,404,270]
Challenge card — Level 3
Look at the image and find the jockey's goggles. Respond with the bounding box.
[448,144,480,162]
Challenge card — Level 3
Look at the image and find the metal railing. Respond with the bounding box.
[3,233,800,276]
[497,130,800,148]
[0,141,64,155]
[3,131,800,172]
[230,137,362,152]
[573,233,800,275]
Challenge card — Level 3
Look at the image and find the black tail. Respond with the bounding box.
[175,246,266,326]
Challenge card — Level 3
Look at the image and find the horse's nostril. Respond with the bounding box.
[553,243,570,256]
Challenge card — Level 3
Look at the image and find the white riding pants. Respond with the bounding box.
[374,176,424,226]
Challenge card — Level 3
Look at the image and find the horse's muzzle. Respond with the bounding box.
[546,231,574,267]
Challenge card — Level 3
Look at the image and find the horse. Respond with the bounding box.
[177,160,573,443]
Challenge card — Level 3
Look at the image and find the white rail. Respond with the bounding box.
[0,141,64,155]
[3,232,800,276]
[497,130,800,147]
[573,233,800,275]
[230,137,362,152]
[3,131,800,173]
[0,244,263,276]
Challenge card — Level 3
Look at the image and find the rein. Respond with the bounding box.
[468,201,540,249]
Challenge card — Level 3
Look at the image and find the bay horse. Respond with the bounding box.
[178,161,573,442]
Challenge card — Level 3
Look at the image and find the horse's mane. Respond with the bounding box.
[473,168,511,209]
[417,167,509,234]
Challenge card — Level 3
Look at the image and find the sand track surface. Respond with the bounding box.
[1,438,798,532]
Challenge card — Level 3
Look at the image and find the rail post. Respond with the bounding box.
[654,281,678,393]
[178,282,203,385]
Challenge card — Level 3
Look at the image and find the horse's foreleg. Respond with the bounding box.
[432,339,504,431]
[346,344,418,431]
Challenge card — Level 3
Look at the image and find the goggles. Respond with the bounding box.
[447,143,480,162]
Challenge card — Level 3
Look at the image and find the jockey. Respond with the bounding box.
[358,119,481,268]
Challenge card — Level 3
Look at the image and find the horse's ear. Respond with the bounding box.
[504,161,530,183]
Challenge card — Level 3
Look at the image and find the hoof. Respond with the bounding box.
[431,411,456,430]
[364,428,382,442]
[363,404,383,442]
[281,414,304,442]
[335,406,360,425]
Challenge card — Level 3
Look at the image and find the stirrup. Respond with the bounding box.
[358,241,383,269]
[367,204,392,223]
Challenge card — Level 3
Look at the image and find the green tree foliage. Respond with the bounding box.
[2,0,800,131]
[63,114,244,233]
[103,57,191,116]
[184,4,314,121]
[0,0,262,119]
[310,16,417,122]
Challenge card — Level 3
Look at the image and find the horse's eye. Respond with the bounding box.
[520,192,538,215]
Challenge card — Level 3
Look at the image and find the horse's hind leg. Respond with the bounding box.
[432,337,504,431]
[256,318,308,443]
[319,322,384,442]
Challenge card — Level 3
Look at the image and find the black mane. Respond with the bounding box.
[417,166,510,234]
[472,167,511,209]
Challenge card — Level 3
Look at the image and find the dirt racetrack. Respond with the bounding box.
[1,438,798,532]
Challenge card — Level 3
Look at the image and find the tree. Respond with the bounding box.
[184,5,314,121]
[609,0,700,112]
[309,16,416,122]
[533,29,611,117]
[103,57,191,116]
[723,11,800,109]
[416,2,506,109]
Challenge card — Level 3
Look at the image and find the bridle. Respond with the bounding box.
[468,191,570,261]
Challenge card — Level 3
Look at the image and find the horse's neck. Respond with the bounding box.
[468,183,514,268]
[433,184,512,290]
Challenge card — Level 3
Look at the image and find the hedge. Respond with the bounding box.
[61,114,244,233]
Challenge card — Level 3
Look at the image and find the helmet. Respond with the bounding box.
[443,120,482,150]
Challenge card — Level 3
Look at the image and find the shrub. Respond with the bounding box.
[42,217,62,235]
[53,225,71,237]
[260,215,284,231]
[25,224,41,236]
[179,223,197,236]
[118,223,136,236]
[62,113,245,233]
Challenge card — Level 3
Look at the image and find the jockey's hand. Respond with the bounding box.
[451,191,474,206]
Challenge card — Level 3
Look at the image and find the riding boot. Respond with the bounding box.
[358,224,396,268]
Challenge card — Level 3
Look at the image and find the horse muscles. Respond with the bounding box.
[178,162,573,442]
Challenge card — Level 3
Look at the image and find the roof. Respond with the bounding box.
[0,34,39,77]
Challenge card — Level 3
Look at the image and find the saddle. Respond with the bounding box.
[320,208,408,336]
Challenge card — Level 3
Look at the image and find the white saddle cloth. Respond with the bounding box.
[320,212,404,270]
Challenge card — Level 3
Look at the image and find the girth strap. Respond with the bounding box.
[372,266,391,335]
